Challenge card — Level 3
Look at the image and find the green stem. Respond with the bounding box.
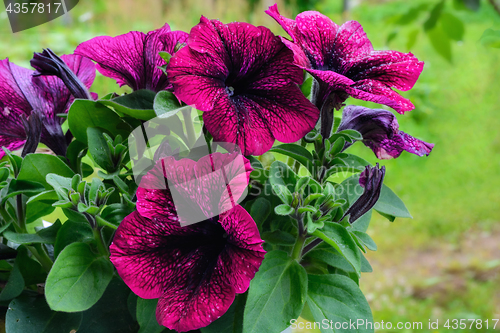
[96,216,118,230]
[93,227,109,257]
[182,108,196,147]
[292,139,308,174]
[28,244,53,272]
[291,235,307,261]
[16,195,26,232]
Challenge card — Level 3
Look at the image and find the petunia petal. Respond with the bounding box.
[338,105,434,159]
[330,20,373,67]
[295,10,339,68]
[75,25,179,92]
[265,4,299,42]
[345,50,424,91]
[347,80,415,113]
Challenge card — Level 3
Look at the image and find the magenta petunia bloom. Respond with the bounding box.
[266,4,424,114]
[338,105,434,159]
[0,55,95,157]
[110,152,265,332]
[167,17,320,156]
[75,24,188,92]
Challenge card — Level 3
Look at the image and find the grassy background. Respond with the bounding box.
[1,0,500,332]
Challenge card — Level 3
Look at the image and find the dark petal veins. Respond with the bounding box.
[167,46,227,111]
[219,206,265,292]
[345,50,424,91]
[203,85,318,156]
[327,20,373,73]
[110,211,228,300]
[75,25,176,92]
[156,272,235,332]
[155,206,264,332]
[75,31,146,90]
[295,10,339,68]
[346,80,415,113]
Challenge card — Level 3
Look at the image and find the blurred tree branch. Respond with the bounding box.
[489,0,500,15]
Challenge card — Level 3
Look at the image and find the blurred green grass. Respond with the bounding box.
[1,0,499,332]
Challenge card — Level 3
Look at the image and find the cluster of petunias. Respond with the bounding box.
[0,4,435,332]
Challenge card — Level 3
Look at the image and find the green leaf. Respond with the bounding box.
[350,209,373,233]
[77,277,138,333]
[54,221,94,258]
[261,230,296,245]
[136,298,165,333]
[424,0,445,31]
[268,161,297,190]
[386,29,398,45]
[351,231,377,251]
[3,220,61,245]
[0,179,45,204]
[2,148,23,176]
[306,274,373,333]
[45,242,113,312]
[18,154,74,189]
[479,29,500,48]
[243,251,307,333]
[153,90,183,118]
[249,197,272,227]
[305,246,372,273]
[406,29,420,50]
[274,204,294,216]
[6,295,82,333]
[269,144,314,174]
[300,74,313,98]
[16,246,46,285]
[271,184,293,205]
[441,12,464,41]
[0,259,24,301]
[0,167,10,182]
[374,184,412,219]
[87,127,114,171]
[312,222,361,275]
[201,293,246,333]
[26,201,56,224]
[427,26,452,62]
[100,203,134,226]
[26,190,59,205]
[98,90,156,121]
[68,100,133,143]
[66,140,88,173]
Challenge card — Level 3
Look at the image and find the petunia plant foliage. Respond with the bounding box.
[0,5,433,333]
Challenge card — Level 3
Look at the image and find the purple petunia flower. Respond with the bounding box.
[266,4,424,114]
[110,152,265,332]
[167,17,320,156]
[338,105,434,159]
[0,55,95,157]
[75,24,188,92]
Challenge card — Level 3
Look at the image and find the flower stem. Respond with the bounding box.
[28,244,53,272]
[16,195,26,232]
[291,235,307,261]
[93,227,109,257]
[301,238,323,257]
[182,108,196,147]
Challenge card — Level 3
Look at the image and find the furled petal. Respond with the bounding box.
[338,105,434,159]
[344,164,385,223]
[31,49,93,99]
[75,24,185,92]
